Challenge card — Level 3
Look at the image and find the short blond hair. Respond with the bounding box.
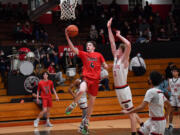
[118,43,125,53]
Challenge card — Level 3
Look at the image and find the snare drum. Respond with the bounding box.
[66,68,76,77]
[19,61,34,76]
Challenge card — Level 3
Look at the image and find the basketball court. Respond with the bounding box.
[0,117,179,135]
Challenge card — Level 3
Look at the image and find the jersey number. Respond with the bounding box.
[90,62,94,68]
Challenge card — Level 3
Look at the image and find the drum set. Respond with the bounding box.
[9,51,35,76]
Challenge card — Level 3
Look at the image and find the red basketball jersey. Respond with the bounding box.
[37,80,54,99]
[78,51,105,80]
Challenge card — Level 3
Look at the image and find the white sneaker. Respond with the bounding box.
[34,119,39,128]
[46,121,53,127]
[65,102,77,115]
[78,122,83,133]
[81,118,89,134]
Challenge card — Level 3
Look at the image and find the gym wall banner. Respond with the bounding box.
[58,45,83,58]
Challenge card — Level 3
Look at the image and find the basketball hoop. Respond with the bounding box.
[60,0,78,20]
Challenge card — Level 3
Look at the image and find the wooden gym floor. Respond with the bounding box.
[0,117,179,135]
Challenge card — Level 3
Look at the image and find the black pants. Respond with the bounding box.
[132,66,146,76]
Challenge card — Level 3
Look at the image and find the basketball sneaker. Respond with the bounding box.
[65,102,77,115]
[34,119,39,128]
[46,121,53,127]
[81,118,89,135]
[78,122,84,133]
[168,124,173,131]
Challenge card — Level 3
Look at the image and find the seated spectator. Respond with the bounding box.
[121,21,131,37]
[13,22,24,43]
[22,21,33,42]
[48,62,66,85]
[39,28,48,42]
[33,23,48,42]
[47,43,59,66]
[130,19,138,35]
[99,66,110,91]
[97,29,106,45]
[18,47,31,61]
[139,19,150,36]
[157,27,170,41]
[138,19,152,43]
[129,53,146,76]
[165,62,176,79]
[136,28,151,43]
[89,25,98,41]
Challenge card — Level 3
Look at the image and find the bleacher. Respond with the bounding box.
[0,58,180,122]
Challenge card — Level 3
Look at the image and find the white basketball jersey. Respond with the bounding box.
[169,77,180,96]
[144,88,167,117]
[113,57,128,86]
[75,88,87,104]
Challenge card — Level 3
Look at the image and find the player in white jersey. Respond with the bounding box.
[67,78,88,133]
[107,18,143,135]
[122,71,171,135]
[168,67,180,130]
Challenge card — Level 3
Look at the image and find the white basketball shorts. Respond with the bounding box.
[115,86,133,110]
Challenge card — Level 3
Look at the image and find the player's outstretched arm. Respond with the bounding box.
[107,18,116,57]
[68,79,78,99]
[122,101,148,114]
[65,28,79,55]
[116,31,131,62]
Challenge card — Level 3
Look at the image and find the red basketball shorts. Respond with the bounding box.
[84,77,99,97]
[42,98,52,108]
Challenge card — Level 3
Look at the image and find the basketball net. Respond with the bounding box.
[60,0,78,20]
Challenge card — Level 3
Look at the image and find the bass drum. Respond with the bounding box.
[19,61,34,76]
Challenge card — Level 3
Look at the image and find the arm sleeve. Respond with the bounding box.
[100,54,105,63]
[144,90,154,103]
[78,51,86,59]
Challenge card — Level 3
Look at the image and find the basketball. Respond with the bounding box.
[66,25,79,37]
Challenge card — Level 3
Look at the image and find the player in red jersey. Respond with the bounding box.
[65,28,108,134]
[34,72,59,128]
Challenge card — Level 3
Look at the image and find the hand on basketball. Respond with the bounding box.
[107,17,113,28]
[116,30,121,37]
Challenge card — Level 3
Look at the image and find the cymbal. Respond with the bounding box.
[7,54,19,57]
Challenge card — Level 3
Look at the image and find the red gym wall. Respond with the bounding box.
[0,0,173,22]
[149,0,172,19]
